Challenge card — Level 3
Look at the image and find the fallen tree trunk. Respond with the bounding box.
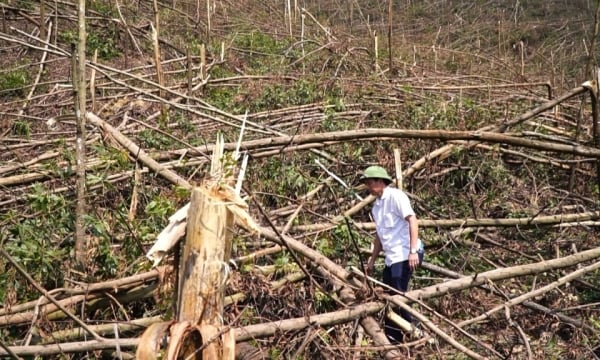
[152,128,600,159]
[458,259,600,328]
[86,112,192,188]
[0,269,161,326]
[289,211,600,232]
[405,246,600,301]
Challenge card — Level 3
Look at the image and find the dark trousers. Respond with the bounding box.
[382,252,423,343]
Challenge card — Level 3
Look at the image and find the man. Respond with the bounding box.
[362,165,424,343]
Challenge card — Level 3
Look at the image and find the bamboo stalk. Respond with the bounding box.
[459,259,600,328]
[374,30,379,72]
[200,43,206,81]
[0,248,103,340]
[387,0,393,72]
[421,263,594,331]
[150,23,163,98]
[518,40,525,76]
[286,0,292,37]
[386,296,487,360]
[206,0,211,40]
[19,20,52,116]
[128,163,140,221]
[291,211,600,232]
[393,148,402,189]
[409,247,600,301]
[1,4,5,33]
[53,0,57,44]
[74,0,88,270]
[115,0,142,57]
[596,70,600,194]
[90,49,97,111]
[151,0,166,130]
[86,112,191,188]
[186,46,192,99]
[39,0,45,40]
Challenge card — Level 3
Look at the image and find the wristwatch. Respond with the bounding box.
[410,248,418,254]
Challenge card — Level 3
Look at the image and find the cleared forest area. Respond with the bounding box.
[0,0,599,359]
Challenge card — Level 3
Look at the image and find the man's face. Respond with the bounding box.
[364,178,386,197]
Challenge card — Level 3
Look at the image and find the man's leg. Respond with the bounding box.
[382,253,424,342]
[382,262,409,343]
[396,260,415,323]
[396,252,424,322]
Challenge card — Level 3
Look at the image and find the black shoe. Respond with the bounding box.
[384,325,405,344]
[387,333,405,344]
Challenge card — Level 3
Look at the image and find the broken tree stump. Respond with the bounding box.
[175,186,236,359]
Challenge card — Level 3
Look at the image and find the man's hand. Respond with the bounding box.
[408,253,420,270]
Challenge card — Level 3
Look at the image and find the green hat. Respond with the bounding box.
[361,166,392,184]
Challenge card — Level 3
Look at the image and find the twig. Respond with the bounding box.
[18,20,52,117]
[504,306,533,360]
[0,338,20,360]
[114,0,143,57]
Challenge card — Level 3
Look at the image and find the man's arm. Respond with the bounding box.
[406,214,420,270]
[366,234,382,275]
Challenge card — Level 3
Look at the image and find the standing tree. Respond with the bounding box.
[73,0,87,270]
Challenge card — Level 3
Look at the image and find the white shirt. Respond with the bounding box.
[372,186,422,266]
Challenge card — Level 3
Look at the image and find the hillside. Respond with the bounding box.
[0,0,599,359]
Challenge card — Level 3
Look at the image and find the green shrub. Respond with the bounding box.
[60,28,121,60]
[2,185,73,297]
[0,68,29,98]
[11,120,31,137]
